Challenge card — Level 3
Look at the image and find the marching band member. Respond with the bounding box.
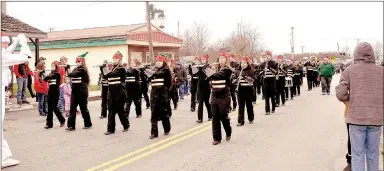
[207,52,233,145]
[251,58,260,103]
[304,56,317,91]
[145,56,172,139]
[259,51,278,115]
[2,33,31,168]
[285,59,295,100]
[275,55,287,107]
[292,60,302,96]
[138,62,151,109]
[43,61,66,129]
[99,60,111,119]
[228,53,239,111]
[101,51,130,135]
[189,56,201,112]
[125,59,142,118]
[66,52,93,131]
[196,54,212,123]
[259,55,266,100]
[234,57,255,126]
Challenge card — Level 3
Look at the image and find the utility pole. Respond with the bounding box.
[146,1,154,64]
[290,27,295,59]
[301,46,304,54]
[177,21,180,38]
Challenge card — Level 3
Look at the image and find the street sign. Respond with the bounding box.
[330,56,336,61]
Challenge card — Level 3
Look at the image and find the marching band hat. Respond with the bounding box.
[156,55,167,62]
[76,52,88,62]
[113,51,123,60]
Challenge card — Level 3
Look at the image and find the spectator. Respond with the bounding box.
[34,61,48,116]
[13,62,30,104]
[25,61,36,98]
[58,56,69,112]
[336,42,383,171]
[317,56,335,95]
[175,61,187,100]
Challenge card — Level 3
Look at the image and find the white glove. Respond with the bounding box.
[60,83,65,88]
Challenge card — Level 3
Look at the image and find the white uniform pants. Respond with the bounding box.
[2,85,13,162]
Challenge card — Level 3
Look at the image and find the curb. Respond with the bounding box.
[6,96,102,113]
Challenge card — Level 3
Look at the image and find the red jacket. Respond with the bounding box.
[13,64,28,78]
[33,71,49,93]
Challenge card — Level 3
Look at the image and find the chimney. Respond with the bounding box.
[1,1,6,14]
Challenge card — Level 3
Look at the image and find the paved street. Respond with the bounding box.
[3,74,383,171]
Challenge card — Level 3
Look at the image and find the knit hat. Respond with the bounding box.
[1,32,10,43]
[76,52,88,62]
[113,51,123,60]
[353,42,375,64]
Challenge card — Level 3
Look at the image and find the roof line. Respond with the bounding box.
[48,23,147,32]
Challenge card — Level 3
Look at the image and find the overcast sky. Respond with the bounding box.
[5,1,383,54]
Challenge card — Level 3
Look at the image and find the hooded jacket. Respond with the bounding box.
[335,42,383,126]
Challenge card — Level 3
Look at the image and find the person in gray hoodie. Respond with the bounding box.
[335,42,383,171]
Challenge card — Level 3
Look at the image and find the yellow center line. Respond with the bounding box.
[100,101,264,171]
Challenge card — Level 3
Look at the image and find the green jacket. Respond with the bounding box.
[318,63,335,77]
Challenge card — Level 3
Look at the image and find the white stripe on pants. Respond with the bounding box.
[2,85,13,162]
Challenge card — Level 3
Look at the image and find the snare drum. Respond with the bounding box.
[285,77,293,87]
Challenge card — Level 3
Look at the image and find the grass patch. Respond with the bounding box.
[10,83,100,98]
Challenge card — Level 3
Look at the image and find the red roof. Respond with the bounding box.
[127,31,183,44]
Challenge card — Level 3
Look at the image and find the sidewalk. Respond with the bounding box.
[6,90,101,112]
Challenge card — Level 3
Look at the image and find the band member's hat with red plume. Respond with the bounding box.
[277,55,283,59]
[264,51,272,56]
[1,32,10,43]
[156,55,167,62]
[201,54,209,60]
[76,52,88,62]
[113,51,123,60]
[241,56,249,62]
[52,61,60,66]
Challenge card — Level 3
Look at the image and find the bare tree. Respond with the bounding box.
[373,41,383,60]
[190,21,211,55]
[179,29,194,56]
[227,19,262,58]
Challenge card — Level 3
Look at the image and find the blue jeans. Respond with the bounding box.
[37,93,47,115]
[184,80,189,94]
[178,84,185,100]
[349,124,382,171]
[16,77,27,101]
[57,87,64,111]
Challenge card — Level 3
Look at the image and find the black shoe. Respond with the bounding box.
[174,105,178,110]
[83,126,92,129]
[44,126,52,129]
[196,120,203,123]
[282,103,285,106]
[164,132,169,135]
[22,100,30,104]
[149,135,158,139]
[262,97,265,100]
[237,123,244,126]
[65,127,75,131]
[226,136,231,141]
[104,131,115,135]
[146,106,150,109]
[276,104,280,107]
[266,112,270,115]
[212,141,221,145]
[136,115,142,118]
[291,97,293,100]
[208,118,212,121]
[99,116,106,119]
[123,128,129,132]
[249,121,254,124]
[17,101,22,105]
[327,92,330,95]
[191,109,195,112]
[60,121,65,127]
[271,110,275,113]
